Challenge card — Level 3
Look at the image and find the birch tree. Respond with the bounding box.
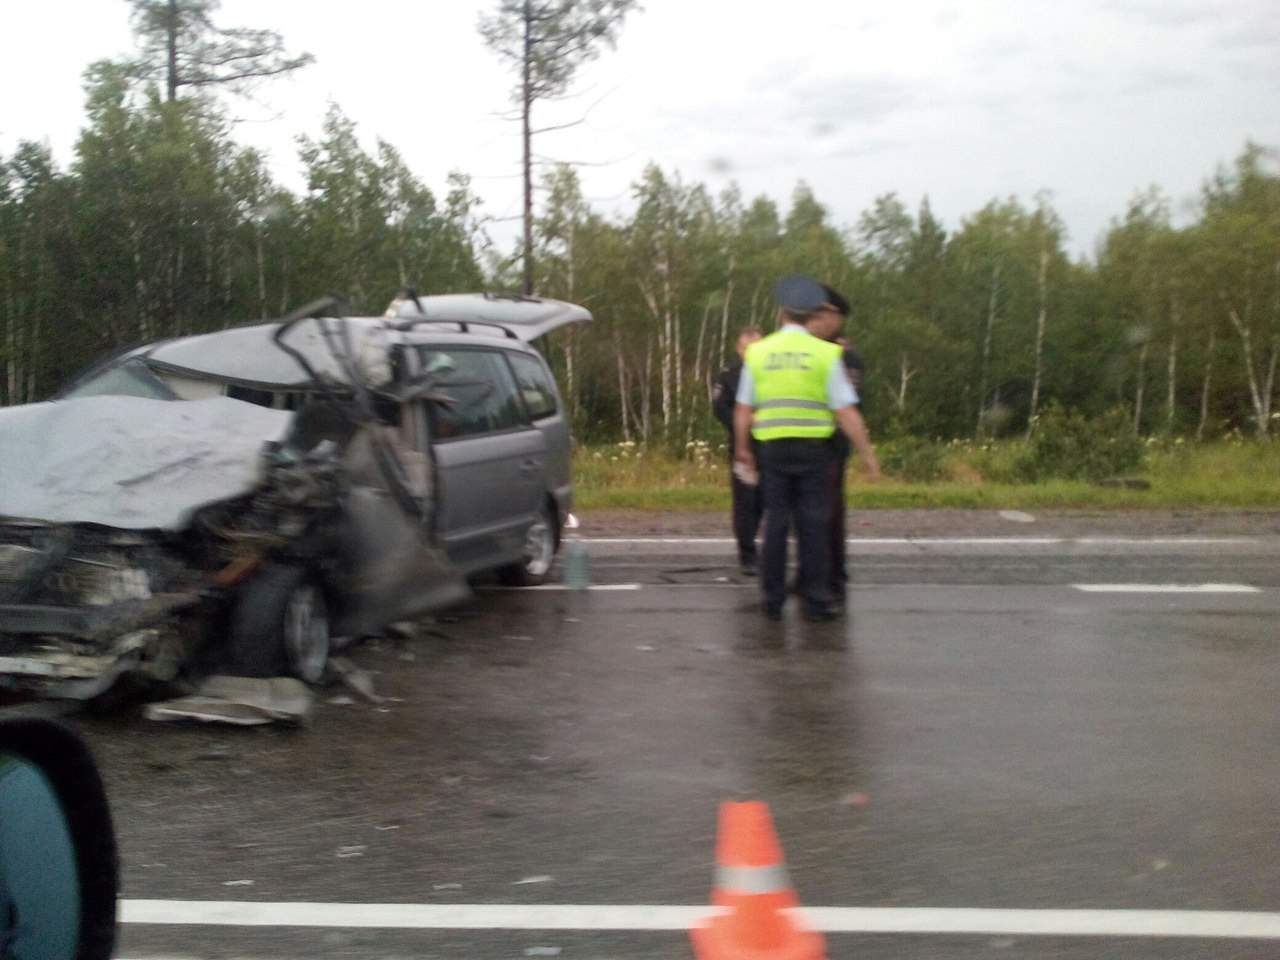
[1196,144,1280,437]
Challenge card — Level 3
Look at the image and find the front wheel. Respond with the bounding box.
[497,504,557,586]
[226,564,331,683]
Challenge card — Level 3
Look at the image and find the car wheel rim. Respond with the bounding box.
[523,516,554,577]
[284,585,329,683]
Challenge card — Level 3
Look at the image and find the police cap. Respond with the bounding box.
[773,274,829,314]
[820,283,850,316]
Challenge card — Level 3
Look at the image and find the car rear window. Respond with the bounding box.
[506,352,559,421]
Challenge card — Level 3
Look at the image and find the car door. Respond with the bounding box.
[421,346,546,574]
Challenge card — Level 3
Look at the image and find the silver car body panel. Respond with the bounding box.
[0,396,293,530]
[385,293,591,343]
[138,318,395,390]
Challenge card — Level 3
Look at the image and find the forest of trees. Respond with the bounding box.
[2,61,1277,448]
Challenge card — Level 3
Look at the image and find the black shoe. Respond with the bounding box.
[740,561,758,577]
[803,603,839,622]
[763,603,783,621]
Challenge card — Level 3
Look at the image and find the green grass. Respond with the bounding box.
[571,438,1280,511]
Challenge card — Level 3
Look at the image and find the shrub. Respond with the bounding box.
[880,437,949,482]
[1016,403,1144,482]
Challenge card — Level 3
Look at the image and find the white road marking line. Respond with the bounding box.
[581,536,1263,547]
[117,902,1280,938]
[1073,583,1261,593]
[802,907,1280,938]
[511,583,642,591]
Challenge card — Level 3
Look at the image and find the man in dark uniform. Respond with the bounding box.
[712,326,763,575]
[733,276,880,621]
[805,286,864,606]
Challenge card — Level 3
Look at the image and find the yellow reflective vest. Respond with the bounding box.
[744,329,841,440]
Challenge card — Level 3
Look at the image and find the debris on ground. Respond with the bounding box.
[329,656,384,703]
[143,676,313,726]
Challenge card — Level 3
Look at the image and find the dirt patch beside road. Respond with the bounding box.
[577,507,1280,539]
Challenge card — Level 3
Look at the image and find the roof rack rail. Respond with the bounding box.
[482,291,542,305]
[392,317,520,339]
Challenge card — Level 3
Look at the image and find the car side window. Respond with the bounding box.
[507,352,559,421]
[423,348,527,439]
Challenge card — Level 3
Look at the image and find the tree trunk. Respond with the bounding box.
[637,265,674,439]
[563,222,577,414]
[129,216,151,341]
[976,261,1000,437]
[520,1,535,296]
[694,302,710,400]
[897,353,915,414]
[255,221,268,319]
[641,337,654,443]
[4,228,21,404]
[1133,336,1148,432]
[166,0,179,101]
[564,328,577,422]
[1197,327,1216,440]
[1224,301,1269,437]
[615,341,631,443]
[717,277,733,378]
[1026,247,1049,436]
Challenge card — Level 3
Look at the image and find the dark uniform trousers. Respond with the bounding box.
[731,466,762,566]
[827,451,850,590]
[713,362,763,566]
[757,438,835,612]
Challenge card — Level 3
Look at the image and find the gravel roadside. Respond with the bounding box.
[576,507,1280,539]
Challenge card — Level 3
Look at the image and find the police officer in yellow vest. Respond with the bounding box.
[732,275,881,621]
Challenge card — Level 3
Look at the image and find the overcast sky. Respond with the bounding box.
[2,0,1277,259]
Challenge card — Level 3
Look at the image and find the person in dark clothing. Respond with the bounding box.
[809,286,864,603]
[712,326,763,574]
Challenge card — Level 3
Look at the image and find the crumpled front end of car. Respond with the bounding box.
[0,526,203,700]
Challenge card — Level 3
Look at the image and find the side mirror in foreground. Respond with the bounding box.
[0,718,118,960]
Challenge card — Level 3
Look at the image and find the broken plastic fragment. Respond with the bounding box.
[330,656,384,703]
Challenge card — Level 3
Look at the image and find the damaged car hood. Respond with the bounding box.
[0,395,293,531]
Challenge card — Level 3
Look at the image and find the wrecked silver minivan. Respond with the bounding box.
[0,293,588,701]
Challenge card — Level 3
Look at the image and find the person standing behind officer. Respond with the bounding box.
[712,326,764,575]
[805,286,863,605]
[733,276,880,621]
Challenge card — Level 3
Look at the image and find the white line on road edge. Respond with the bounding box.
[119,901,1280,939]
[1073,584,1261,593]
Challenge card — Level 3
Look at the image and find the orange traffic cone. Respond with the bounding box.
[689,801,826,960]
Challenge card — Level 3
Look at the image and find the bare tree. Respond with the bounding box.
[126,0,313,102]
[479,0,639,295]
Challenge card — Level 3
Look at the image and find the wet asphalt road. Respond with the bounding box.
[61,529,1280,959]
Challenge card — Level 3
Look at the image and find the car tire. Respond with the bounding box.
[226,564,331,683]
[497,503,557,587]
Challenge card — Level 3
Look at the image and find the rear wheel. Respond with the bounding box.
[497,503,557,586]
[226,564,331,683]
